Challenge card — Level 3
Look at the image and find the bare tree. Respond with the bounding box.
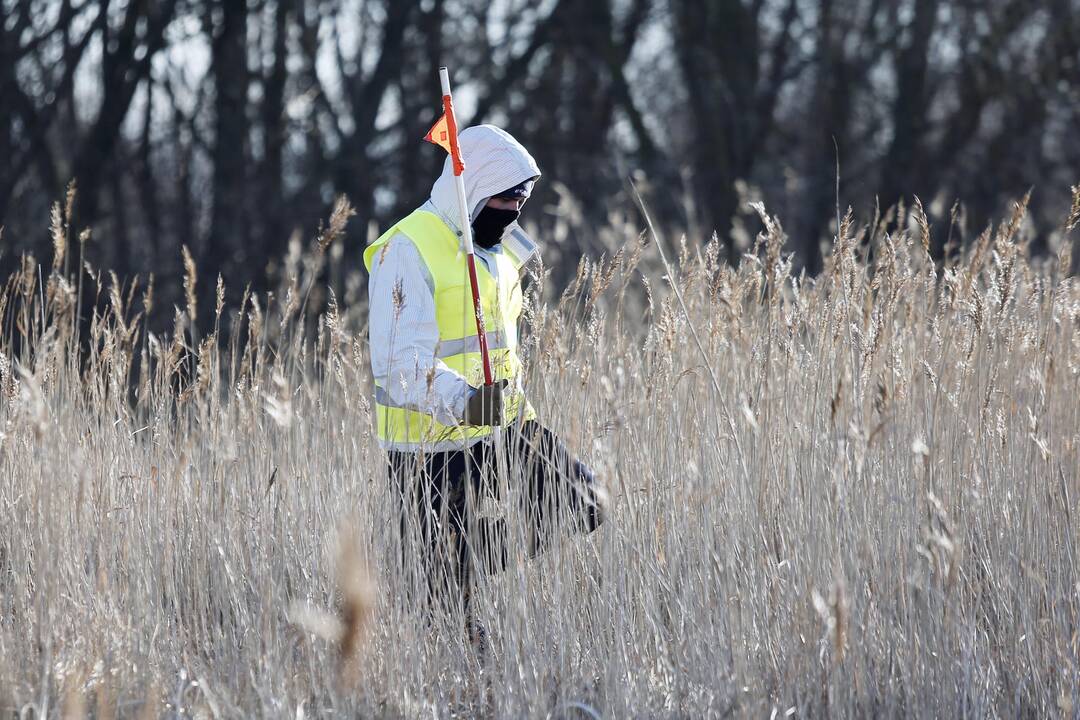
[669,0,803,262]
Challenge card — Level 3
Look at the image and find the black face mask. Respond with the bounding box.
[471,206,520,249]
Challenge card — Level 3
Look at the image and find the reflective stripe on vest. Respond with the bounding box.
[364,209,536,450]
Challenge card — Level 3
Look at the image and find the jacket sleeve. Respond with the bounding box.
[367,234,471,424]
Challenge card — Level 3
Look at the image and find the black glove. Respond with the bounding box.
[462,380,508,427]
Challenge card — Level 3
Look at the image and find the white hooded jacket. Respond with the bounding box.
[367,125,541,442]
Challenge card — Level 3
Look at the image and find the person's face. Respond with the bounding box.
[486,196,524,211]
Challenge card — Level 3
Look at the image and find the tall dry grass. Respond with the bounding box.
[0,187,1078,718]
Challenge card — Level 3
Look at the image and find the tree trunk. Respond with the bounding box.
[209,0,251,284]
[256,0,291,285]
[879,0,938,210]
[797,0,850,276]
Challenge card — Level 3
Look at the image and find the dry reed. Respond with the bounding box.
[0,189,1077,718]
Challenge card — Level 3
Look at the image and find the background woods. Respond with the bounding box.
[1,0,1078,327]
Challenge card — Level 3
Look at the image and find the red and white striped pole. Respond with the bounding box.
[439,66,494,387]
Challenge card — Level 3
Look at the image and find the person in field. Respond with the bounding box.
[364,124,606,644]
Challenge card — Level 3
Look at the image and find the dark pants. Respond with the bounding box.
[388,421,604,615]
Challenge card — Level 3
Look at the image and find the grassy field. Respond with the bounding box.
[1,190,1078,718]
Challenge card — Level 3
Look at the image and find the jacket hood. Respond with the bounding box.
[427,125,541,233]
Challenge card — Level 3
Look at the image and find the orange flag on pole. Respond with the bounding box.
[424,113,453,155]
[423,93,466,176]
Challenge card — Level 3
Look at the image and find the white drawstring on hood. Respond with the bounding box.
[427,124,541,233]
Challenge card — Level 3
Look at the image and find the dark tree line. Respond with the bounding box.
[2,0,1078,328]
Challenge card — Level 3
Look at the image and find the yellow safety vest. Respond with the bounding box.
[364,209,536,451]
